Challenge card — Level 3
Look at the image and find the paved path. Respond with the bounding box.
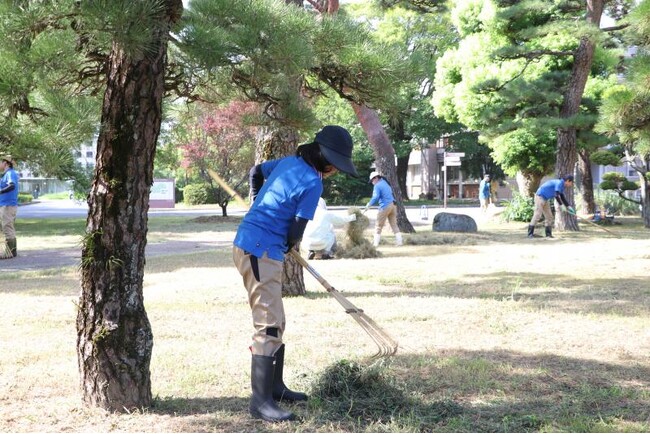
[1,240,233,272]
[3,205,488,272]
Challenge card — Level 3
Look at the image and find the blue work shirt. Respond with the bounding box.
[536,179,565,201]
[0,168,19,206]
[479,179,491,200]
[367,178,395,210]
[234,156,322,261]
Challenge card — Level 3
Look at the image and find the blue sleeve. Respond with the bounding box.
[368,184,380,206]
[260,159,281,179]
[295,182,323,221]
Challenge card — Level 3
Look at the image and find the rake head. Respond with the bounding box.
[290,250,398,358]
[0,233,13,259]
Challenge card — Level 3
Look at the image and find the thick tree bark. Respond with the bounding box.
[578,149,596,214]
[352,103,415,233]
[76,0,183,412]
[396,154,409,200]
[555,0,604,231]
[515,171,543,198]
[641,178,650,228]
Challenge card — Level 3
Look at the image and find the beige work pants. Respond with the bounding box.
[375,203,399,235]
[0,206,17,239]
[233,246,285,356]
[530,195,554,227]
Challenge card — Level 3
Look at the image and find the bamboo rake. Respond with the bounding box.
[289,250,398,358]
[569,210,621,238]
[0,232,13,259]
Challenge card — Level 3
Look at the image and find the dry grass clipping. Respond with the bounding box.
[337,208,381,259]
[405,231,485,246]
[310,359,462,427]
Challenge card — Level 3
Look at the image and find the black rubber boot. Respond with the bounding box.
[272,344,307,402]
[545,226,553,238]
[250,354,295,422]
[7,238,16,257]
[527,225,535,238]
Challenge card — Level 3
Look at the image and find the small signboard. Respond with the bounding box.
[150,179,175,208]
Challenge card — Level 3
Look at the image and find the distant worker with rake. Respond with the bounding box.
[0,154,19,259]
[364,171,403,247]
[479,174,491,212]
[528,175,575,238]
[233,125,359,422]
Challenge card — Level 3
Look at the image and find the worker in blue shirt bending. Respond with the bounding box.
[233,125,358,423]
[528,175,575,238]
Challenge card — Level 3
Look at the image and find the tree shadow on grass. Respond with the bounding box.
[389,349,650,432]
[304,271,650,317]
[146,348,649,433]
[150,395,309,433]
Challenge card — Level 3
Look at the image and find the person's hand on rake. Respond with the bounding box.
[560,204,575,215]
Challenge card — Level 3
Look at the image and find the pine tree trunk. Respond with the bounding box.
[320,1,413,232]
[555,0,604,231]
[515,171,543,198]
[351,103,415,233]
[639,173,650,228]
[578,149,596,214]
[76,0,182,412]
[396,154,409,200]
[256,125,305,296]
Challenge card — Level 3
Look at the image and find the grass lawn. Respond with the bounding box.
[1,212,649,432]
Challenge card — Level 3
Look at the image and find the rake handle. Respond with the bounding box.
[289,250,398,356]
[570,211,620,238]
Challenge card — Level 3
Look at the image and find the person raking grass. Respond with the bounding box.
[0,154,19,259]
[232,125,359,422]
[528,175,575,238]
[363,171,402,247]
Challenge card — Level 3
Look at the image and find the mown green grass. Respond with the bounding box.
[1,214,649,432]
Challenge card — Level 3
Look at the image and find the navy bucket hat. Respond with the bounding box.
[314,125,359,177]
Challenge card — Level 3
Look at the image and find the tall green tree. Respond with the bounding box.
[596,0,650,228]
[351,3,473,199]
[432,0,624,230]
[181,0,417,244]
[1,0,187,411]
[75,0,184,411]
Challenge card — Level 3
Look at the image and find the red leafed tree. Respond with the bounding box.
[180,101,259,215]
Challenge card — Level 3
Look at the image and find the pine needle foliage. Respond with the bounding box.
[179,0,412,128]
[79,0,169,59]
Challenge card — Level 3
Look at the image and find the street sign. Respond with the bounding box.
[445,152,465,158]
[444,160,461,166]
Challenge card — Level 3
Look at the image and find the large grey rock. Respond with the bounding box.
[433,212,477,232]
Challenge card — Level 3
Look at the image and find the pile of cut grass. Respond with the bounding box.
[310,359,462,430]
[337,208,381,259]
